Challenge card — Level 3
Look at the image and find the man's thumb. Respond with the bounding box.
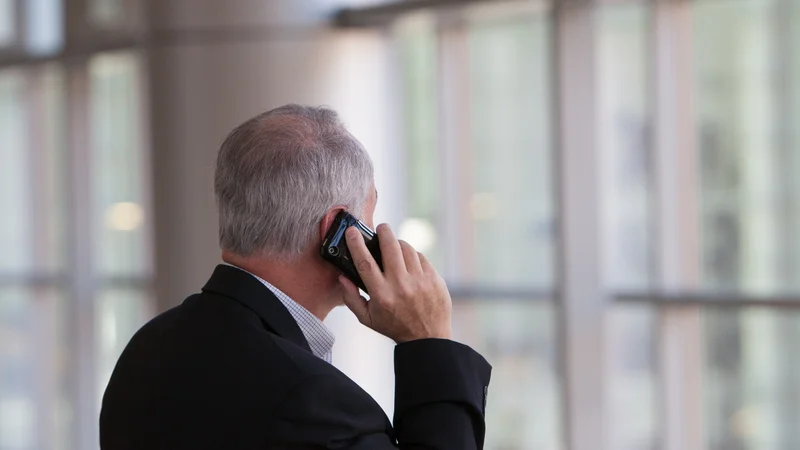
[339,275,370,325]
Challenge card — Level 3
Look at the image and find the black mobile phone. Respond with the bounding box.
[320,211,383,293]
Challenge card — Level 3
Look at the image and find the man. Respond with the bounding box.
[100,105,491,449]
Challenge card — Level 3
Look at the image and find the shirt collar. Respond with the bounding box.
[223,263,335,363]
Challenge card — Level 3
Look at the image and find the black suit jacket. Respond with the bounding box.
[100,264,492,449]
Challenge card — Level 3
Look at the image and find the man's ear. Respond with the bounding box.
[319,206,346,241]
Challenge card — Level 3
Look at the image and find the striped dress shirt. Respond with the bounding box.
[226,264,335,363]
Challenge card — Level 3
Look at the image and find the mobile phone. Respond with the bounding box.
[320,211,383,293]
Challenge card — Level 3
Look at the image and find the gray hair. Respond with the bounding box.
[214,104,374,260]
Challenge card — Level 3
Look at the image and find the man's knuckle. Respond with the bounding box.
[357,258,373,272]
[397,281,414,298]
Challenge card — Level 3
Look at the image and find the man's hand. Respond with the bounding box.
[339,224,452,344]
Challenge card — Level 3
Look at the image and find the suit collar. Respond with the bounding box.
[201,264,311,353]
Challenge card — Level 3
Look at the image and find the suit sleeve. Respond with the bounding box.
[269,339,491,450]
[393,339,492,450]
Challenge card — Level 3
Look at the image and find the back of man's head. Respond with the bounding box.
[214,104,373,261]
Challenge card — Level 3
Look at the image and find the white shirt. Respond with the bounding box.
[227,264,336,363]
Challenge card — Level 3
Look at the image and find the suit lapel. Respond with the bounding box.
[201,264,312,353]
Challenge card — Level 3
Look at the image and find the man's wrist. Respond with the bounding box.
[394,329,452,344]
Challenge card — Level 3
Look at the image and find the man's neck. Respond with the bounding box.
[222,251,338,321]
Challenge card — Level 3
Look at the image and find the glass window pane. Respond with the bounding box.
[0,67,66,276]
[26,0,64,56]
[694,2,800,444]
[0,0,15,46]
[467,15,554,288]
[0,71,33,275]
[704,309,800,450]
[0,287,68,450]
[37,66,68,275]
[396,15,443,269]
[90,52,150,278]
[781,0,800,290]
[95,288,151,408]
[598,3,653,291]
[608,305,658,450]
[453,300,559,450]
[0,288,36,450]
[694,0,800,294]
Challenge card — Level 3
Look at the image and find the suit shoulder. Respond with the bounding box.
[108,291,308,383]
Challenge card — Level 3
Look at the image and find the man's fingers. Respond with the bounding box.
[338,273,360,296]
[345,227,383,290]
[339,275,371,326]
[399,240,422,274]
[375,224,406,276]
[418,252,434,274]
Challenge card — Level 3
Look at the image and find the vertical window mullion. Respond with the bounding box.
[64,60,97,450]
[552,1,606,449]
[651,0,705,449]
[25,65,56,450]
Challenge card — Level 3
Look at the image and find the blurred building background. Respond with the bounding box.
[0,0,799,449]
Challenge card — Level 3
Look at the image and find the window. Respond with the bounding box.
[692,1,800,449]
[694,0,799,294]
[465,16,559,449]
[397,5,559,449]
[0,66,68,450]
[89,52,152,409]
[0,0,14,46]
[0,0,64,57]
[0,0,150,443]
[26,0,64,56]
[394,0,800,449]
[598,2,653,292]
[90,53,149,279]
[467,15,554,290]
[397,14,441,268]
[597,5,659,449]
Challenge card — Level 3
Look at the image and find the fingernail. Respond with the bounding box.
[346,227,358,238]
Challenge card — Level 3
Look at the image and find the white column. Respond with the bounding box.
[65,62,98,450]
[553,2,606,449]
[652,1,704,450]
